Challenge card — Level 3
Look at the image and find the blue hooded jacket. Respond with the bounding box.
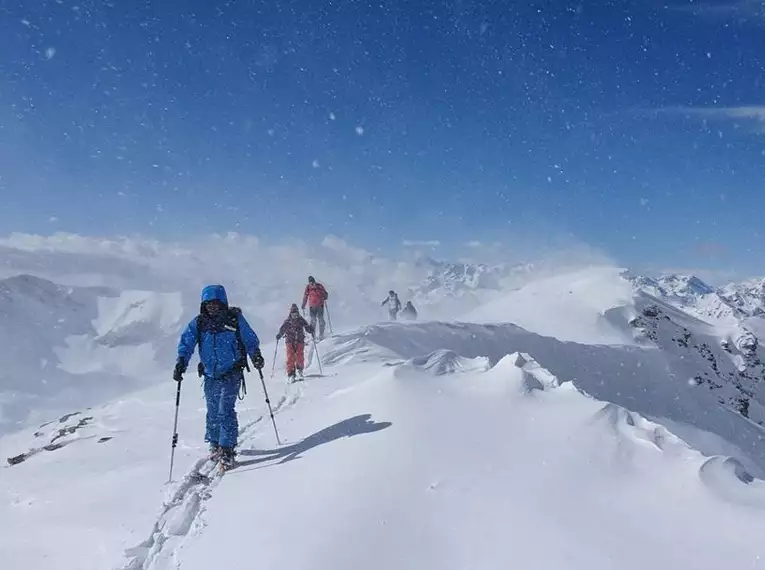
[176,285,261,378]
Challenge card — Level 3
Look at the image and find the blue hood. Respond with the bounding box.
[201,284,228,306]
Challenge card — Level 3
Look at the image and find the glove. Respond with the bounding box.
[173,359,186,382]
[251,348,265,370]
[276,333,282,341]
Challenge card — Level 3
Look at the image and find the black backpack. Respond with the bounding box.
[195,307,251,377]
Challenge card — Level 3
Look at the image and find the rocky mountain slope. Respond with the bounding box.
[625,272,765,426]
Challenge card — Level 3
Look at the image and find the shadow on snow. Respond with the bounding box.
[236,413,391,469]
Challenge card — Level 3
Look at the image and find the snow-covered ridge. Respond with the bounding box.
[720,277,765,317]
[623,271,765,424]
[320,320,765,476]
[4,321,765,570]
[625,270,765,323]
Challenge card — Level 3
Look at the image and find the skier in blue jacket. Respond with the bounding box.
[174,285,265,466]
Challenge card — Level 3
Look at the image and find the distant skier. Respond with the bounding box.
[301,275,329,339]
[381,290,402,320]
[174,285,264,469]
[276,303,315,382]
[401,300,418,320]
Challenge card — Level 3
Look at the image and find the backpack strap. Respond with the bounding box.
[229,307,249,401]
[229,307,251,373]
[196,315,203,378]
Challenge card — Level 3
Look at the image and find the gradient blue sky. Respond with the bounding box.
[1,1,763,274]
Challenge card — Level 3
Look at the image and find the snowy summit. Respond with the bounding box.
[2,235,765,570]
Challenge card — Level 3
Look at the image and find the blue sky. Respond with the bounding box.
[1,0,763,276]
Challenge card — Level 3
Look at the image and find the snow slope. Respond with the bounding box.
[0,274,184,433]
[462,266,638,345]
[4,323,765,570]
[4,232,765,569]
[177,355,765,570]
[320,321,765,476]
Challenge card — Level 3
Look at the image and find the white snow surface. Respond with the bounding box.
[3,233,765,569]
[464,265,638,344]
[4,325,765,570]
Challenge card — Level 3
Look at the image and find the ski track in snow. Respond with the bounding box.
[119,383,304,570]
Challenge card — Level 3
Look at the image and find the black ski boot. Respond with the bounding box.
[219,447,236,472]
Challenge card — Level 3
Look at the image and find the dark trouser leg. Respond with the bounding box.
[217,373,241,449]
[309,306,318,332]
[204,376,222,446]
[310,305,326,338]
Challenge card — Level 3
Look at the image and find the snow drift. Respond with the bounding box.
[3,232,765,569]
[6,321,765,570]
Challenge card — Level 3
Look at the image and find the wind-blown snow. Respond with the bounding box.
[0,275,185,433]
[464,266,638,344]
[0,233,614,433]
[3,322,765,569]
[3,232,765,570]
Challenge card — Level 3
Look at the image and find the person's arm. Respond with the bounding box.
[177,318,198,367]
[174,318,198,380]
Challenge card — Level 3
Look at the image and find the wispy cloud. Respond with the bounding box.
[672,0,765,20]
[402,240,441,247]
[657,105,765,133]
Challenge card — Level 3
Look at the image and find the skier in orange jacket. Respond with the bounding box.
[301,275,329,339]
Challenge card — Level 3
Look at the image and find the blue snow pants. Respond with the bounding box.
[203,371,242,449]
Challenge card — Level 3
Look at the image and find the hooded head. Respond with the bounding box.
[389,290,395,296]
[308,276,316,284]
[200,285,229,315]
[289,303,300,316]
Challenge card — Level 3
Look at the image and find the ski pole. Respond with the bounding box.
[168,379,182,483]
[311,334,324,376]
[270,339,279,379]
[325,302,333,335]
[257,368,282,446]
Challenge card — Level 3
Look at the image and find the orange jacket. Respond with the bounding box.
[302,282,328,309]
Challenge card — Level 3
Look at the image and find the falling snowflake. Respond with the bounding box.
[329,112,336,121]
[640,198,649,206]
[312,159,320,168]
[355,126,364,136]
[45,47,56,60]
